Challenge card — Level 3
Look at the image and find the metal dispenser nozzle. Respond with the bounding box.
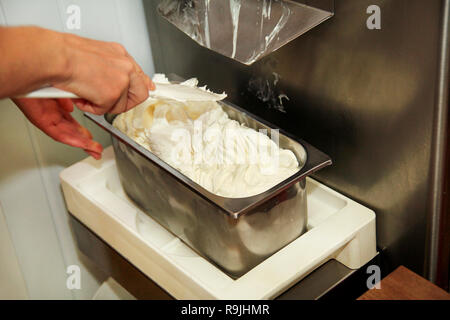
[158,0,334,65]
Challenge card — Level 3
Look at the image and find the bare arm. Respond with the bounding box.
[0,26,154,159]
[0,26,154,113]
[0,26,69,98]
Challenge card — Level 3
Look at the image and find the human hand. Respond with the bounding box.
[2,27,155,159]
[13,98,103,159]
[53,33,154,115]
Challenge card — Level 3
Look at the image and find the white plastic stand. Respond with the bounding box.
[60,147,377,299]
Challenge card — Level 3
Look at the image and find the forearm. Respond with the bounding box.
[2,26,152,159]
[0,26,69,98]
[2,25,151,114]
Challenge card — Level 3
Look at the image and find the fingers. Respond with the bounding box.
[72,63,149,115]
[85,150,102,160]
[138,70,153,92]
[57,98,74,112]
[109,87,129,114]
[58,106,103,159]
[148,79,155,91]
[77,124,93,140]
[54,36,151,115]
[124,51,154,91]
[124,71,150,112]
[49,101,104,156]
[140,72,154,91]
[56,131,103,154]
[47,118,103,154]
[72,98,104,115]
[120,52,151,110]
[59,120,104,159]
[114,53,150,112]
[58,107,102,154]
[13,97,104,159]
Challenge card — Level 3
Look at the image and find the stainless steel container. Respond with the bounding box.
[86,100,331,277]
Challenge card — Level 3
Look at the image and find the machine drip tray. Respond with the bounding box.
[60,147,377,299]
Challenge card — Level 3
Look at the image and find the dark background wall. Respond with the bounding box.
[144,0,448,283]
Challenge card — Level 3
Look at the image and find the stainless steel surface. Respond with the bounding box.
[144,0,450,282]
[277,259,356,300]
[85,99,331,277]
[277,252,382,300]
[425,0,450,284]
[158,0,334,65]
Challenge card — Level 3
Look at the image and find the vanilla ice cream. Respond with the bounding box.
[113,76,300,198]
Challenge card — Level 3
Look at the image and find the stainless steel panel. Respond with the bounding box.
[143,0,450,281]
[425,0,449,283]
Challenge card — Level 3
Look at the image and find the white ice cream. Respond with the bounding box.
[113,77,300,198]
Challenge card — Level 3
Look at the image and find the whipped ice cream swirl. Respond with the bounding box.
[113,94,300,198]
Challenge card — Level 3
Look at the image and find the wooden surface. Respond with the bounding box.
[358,266,450,300]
